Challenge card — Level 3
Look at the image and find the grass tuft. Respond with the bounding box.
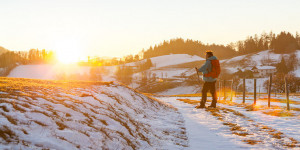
[0,125,17,142]
[263,109,294,117]
[0,105,9,112]
[56,121,67,130]
[34,120,47,126]
[242,139,262,145]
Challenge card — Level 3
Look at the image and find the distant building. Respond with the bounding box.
[251,66,276,77]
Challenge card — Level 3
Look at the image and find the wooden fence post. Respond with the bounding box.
[285,76,290,111]
[243,78,246,103]
[230,80,233,101]
[235,85,237,97]
[219,80,221,100]
[223,80,226,100]
[258,86,260,99]
[254,78,256,105]
[268,74,272,107]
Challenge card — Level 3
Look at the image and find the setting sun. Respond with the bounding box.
[54,39,83,64]
[56,50,80,64]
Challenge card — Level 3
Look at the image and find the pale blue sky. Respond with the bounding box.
[1,0,300,58]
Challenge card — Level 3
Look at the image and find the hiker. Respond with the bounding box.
[195,50,220,108]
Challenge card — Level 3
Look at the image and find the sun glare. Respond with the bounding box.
[57,50,80,64]
[53,39,84,64]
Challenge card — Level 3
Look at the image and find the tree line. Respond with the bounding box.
[140,31,300,60]
[0,48,56,68]
[1,31,300,69]
[142,38,237,60]
[236,31,300,54]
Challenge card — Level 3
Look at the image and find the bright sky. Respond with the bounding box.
[1,0,300,58]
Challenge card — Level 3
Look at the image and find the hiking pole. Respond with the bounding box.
[195,67,201,84]
[194,67,202,94]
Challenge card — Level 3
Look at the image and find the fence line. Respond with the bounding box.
[218,74,291,111]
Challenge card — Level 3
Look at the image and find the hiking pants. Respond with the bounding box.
[200,81,217,106]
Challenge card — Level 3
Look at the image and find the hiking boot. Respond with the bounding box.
[208,104,216,108]
[195,105,205,109]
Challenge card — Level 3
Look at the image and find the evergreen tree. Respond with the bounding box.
[276,57,288,74]
[272,32,299,53]
[115,66,133,85]
[286,53,298,72]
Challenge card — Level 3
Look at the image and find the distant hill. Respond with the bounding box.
[7,50,300,95]
[0,46,9,55]
[221,49,300,74]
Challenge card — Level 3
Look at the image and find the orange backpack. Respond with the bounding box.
[204,59,221,78]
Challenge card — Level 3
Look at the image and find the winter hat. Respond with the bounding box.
[205,50,213,56]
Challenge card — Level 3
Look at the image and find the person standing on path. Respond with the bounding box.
[195,50,220,108]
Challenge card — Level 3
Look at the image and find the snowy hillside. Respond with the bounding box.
[126,54,204,69]
[8,54,204,81]
[149,54,204,68]
[6,50,300,95]
[0,77,187,149]
[8,64,91,80]
[221,50,300,75]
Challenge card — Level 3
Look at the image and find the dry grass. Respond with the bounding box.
[0,77,112,94]
[291,107,300,111]
[284,137,299,148]
[0,105,9,112]
[34,120,48,127]
[257,98,300,105]
[232,132,252,137]
[5,115,18,125]
[270,132,284,139]
[0,125,17,143]
[177,99,200,105]
[263,109,295,117]
[177,95,297,117]
[170,93,203,97]
[242,139,262,145]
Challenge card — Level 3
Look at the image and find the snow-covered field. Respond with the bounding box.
[8,64,91,80]
[0,77,187,149]
[7,54,204,83]
[126,54,204,69]
[149,54,204,68]
[158,86,199,95]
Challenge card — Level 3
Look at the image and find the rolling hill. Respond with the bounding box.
[0,46,8,56]
[6,50,300,95]
[0,77,187,149]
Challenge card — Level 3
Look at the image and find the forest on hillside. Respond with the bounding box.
[142,31,300,60]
